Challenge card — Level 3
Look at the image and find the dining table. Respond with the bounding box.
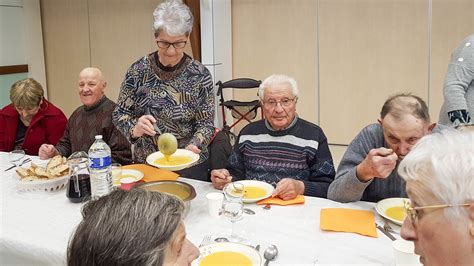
[0,152,401,265]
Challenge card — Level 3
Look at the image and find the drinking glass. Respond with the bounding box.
[9,150,26,167]
[111,163,122,186]
[222,182,244,241]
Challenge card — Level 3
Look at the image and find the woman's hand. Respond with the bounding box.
[185,144,201,154]
[132,115,157,138]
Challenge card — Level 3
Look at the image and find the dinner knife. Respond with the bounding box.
[4,164,16,172]
[4,158,31,172]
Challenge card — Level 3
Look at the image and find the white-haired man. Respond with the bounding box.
[211,74,335,200]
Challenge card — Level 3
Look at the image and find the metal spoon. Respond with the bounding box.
[214,237,229,243]
[243,208,255,215]
[264,244,278,266]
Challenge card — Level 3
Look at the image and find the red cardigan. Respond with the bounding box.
[0,99,67,155]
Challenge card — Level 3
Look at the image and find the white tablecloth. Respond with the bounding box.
[0,152,398,265]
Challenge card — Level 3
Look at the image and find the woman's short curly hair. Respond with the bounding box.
[153,0,193,37]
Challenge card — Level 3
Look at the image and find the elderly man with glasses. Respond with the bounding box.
[398,129,473,265]
[211,74,335,200]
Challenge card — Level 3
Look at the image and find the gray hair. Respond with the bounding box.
[153,0,193,37]
[380,93,430,122]
[398,129,474,219]
[258,74,299,101]
[67,189,184,266]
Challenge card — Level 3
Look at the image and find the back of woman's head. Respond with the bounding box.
[10,78,44,110]
[67,189,184,266]
[153,0,193,37]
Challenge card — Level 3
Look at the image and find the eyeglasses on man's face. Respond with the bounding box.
[403,200,472,226]
[262,97,297,108]
[157,41,187,49]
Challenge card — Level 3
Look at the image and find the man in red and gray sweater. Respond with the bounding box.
[39,67,131,165]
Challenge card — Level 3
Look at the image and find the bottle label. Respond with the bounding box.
[89,156,112,168]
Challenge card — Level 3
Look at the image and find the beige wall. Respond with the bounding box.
[231,0,318,133]
[319,0,429,144]
[41,0,474,143]
[41,0,195,117]
[232,0,474,145]
[41,0,90,114]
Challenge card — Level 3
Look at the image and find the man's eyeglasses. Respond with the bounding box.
[263,97,297,108]
[403,200,471,226]
[157,41,187,49]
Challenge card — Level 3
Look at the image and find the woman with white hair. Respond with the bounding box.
[398,129,474,265]
[113,0,214,180]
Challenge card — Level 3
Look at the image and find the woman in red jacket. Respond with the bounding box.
[0,78,67,155]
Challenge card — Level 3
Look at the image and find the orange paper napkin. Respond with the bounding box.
[320,208,378,238]
[256,195,305,206]
[122,164,179,182]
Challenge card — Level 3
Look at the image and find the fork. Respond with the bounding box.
[382,218,397,234]
[199,234,211,247]
[19,158,32,167]
[4,158,31,171]
[376,223,396,241]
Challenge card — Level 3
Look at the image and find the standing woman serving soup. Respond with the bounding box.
[113,0,214,181]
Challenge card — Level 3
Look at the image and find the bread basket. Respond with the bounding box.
[16,174,69,192]
[15,155,70,192]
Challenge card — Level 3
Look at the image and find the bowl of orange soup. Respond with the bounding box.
[375,197,408,225]
[136,180,196,216]
[146,149,199,171]
[191,242,262,266]
[224,180,274,203]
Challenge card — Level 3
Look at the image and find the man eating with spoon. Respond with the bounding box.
[211,74,335,200]
[328,93,445,203]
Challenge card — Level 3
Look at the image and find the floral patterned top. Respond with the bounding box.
[113,52,214,164]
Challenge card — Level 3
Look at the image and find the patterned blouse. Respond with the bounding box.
[112,52,215,164]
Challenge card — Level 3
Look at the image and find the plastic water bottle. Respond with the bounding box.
[88,135,112,198]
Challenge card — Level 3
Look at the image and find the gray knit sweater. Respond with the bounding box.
[439,34,474,126]
[328,123,444,203]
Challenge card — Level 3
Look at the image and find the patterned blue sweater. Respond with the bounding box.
[228,118,335,198]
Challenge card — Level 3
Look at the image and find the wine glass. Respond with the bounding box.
[9,150,26,167]
[222,182,245,241]
[111,163,122,187]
